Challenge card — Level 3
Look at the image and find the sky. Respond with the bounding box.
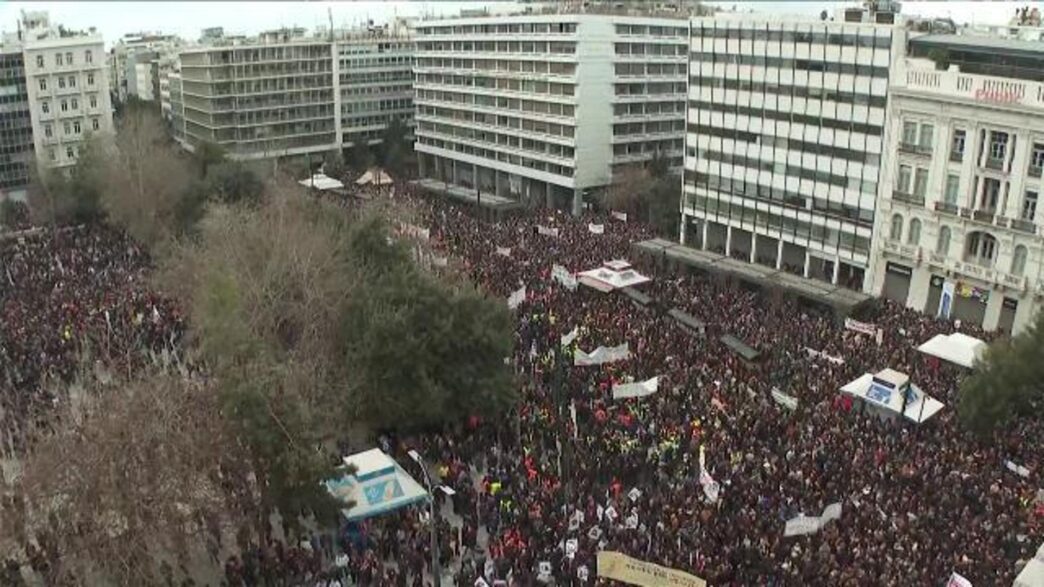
[0,1,1028,47]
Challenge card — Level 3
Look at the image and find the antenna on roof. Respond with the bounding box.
[328,6,334,41]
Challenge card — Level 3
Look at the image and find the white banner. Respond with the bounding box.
[561,326,579,348]
[574,343,630,366]
[612,376,660,400]
[946,572,973,587]
[938,281,956,320]
[804,347,845,365]
[783,502,843,537]
[552,264,578,291]
[611,210,628,222]
[1004,460,1030,478]
[699,468,720,503]
[588,223,605,235]
[496,246,512,257]
[537,225,560,237]
[771,387,799,411]
[844,318,877,337]
[508,286,526,310]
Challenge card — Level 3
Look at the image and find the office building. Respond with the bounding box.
[0,45,33,199]
[680,8,903,290]
[169,21,414,162]
[413,13,689,213]
[2,11,114,179]
[869,31,1044,333]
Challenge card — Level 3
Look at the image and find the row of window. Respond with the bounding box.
[616,24,688,38]
[888,216,1030,276]
[700,148,877,194]
[898,163,1039,224]
[37,72,96,92]
[614,119,685,137]
[417,40,577,55]
[43,117,101,138]
[416,88,577,118]
[689,100,882,136]
[415,57,577,76]
[615,62,687,77]
[615,81,687,96]
[416,135,576,178]
[199,47,330,65]
[46,144,84,163]
[693,26,891,49]
[215,63,332,79]
[615,43,687,57]
[416,73,576,97]
[686,192,872,254]
[687,169,873,225]
[416,120,576,159]
[417,22,578,36]
[339,70,412,85]
[615,100,686,117]
[612,138,683,157]
[34,49,94,69]
[341,83,411,97]
[687,122,880,166]
[40,94,100,114]
[417,104,575,138]
[342,113,413,129]
[691,52,889,78]
[338,55,412,68]
[338,41,411,55]
[692,76,888,108]
[341,97,412,114]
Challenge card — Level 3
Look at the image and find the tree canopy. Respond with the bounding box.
[604,152,680,237]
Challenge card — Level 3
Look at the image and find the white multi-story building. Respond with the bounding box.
[869,32,1044,334]
[169,22,414,162]
[413,14,689,213]
[12,11,113,171]
[680,10,903,291]
[109,32,181,103]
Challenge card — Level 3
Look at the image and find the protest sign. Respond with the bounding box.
[771,387,799,411]
[496,246,511,257]
[596,551,707,587]
[575,343,630,366]
[537,225,560,237]
[611,211,628,222]
[588,223,605,234]
[612,376,660,400]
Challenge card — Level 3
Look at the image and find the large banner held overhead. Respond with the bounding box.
[771,387,799,411]
[507,286,527,310]
[783,502,843,537]
[552,264,579,291]
[597,551,706,587]
[844,318,877,337]
[612,376,659,400]
[537,225,560,238]
[588,223,605,234]
[574,343,630,366]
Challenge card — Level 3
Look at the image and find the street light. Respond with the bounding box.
[408,449,442,587]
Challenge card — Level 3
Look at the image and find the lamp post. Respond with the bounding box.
[408,449,442,587]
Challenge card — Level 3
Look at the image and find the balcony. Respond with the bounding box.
[1011,218,1038,234]
[892,190,925,207]
[984,156,1006,171]
[899,142,932,157]
[1001,273,1026,290]
[1028,164,1043,178]
[929,252,946,265]
[934,201,959,215]
[949,150,963,163]
[972,209,996,223]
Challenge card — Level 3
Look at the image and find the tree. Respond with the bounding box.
[349,140,375,172]
[957,313,1044,435]
[195,141,227,178]
[97,107,196,248]
[26,136,106,227]
[205,162,264,206]
[603,153,680,237]
[0,373,255,585]
[323,149,347,181]
[0,198,27,230]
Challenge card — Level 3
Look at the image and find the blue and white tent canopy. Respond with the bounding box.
[324,448,429,522]
[840,368,944,424]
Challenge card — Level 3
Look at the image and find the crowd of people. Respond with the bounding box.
[351,183,1041,586]
[1,181,1041,586]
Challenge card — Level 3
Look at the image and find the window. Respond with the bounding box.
[85,50,93,64]
[48,148,56,161]
[897,165,912,193]
[41,101,49,114]
[36,55,44,68]
[1022,191,1038,222]
[913,168,928,197]
[63,121,70,135]
[890,213,903,240]
[1011,245,1027,276]
[68,75,76,88]
[1031,143,1044,173]
[71,98,78,110]
[64,52,72,65]
[60,99,67,112]
[73,121,81,134]
[944,174,959,205]
[904,218,920,245]
[988,131,1009,160]
[66,146,74,159]
[936,225,951,256]
[919,123,933,150]
[55,53,63,66]
[58,77,66,89]
[91,118,99,131]
[87,73,94,86]
[965,231,998,266]
[951,129,965,159]
[44,124,52,138]
[89,95,97,108]
[980,177,1001,211]
[902,120,917,145]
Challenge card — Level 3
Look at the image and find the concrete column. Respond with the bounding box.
[679,213,688,245]
[473,165,479,192]
[572,188,583,217]
[525,178,532,205]
[775,239,784,270]
[495,171,503,197]
[545,183,554,209]
[451,160,458,186]
[906,266,931,311]
[982,291,1003,331]
[725,225,734,257]
[750,234,757,264]
[832,256,841,284]
[1011,296,1039,335]
[803,251,812,279]
[701,221,708,250]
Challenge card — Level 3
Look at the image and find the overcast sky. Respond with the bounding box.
[0,1,1026,47]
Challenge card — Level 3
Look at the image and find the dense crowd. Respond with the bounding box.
[1,182,1041,586]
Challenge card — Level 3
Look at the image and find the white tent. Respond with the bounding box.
[917,332,987,369]
[355,168,394,186]
[324,448,428,522]
[577,262,651,292]
[299,173,344,191]
[1015,558,1044,587]
[840,369,944,423]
